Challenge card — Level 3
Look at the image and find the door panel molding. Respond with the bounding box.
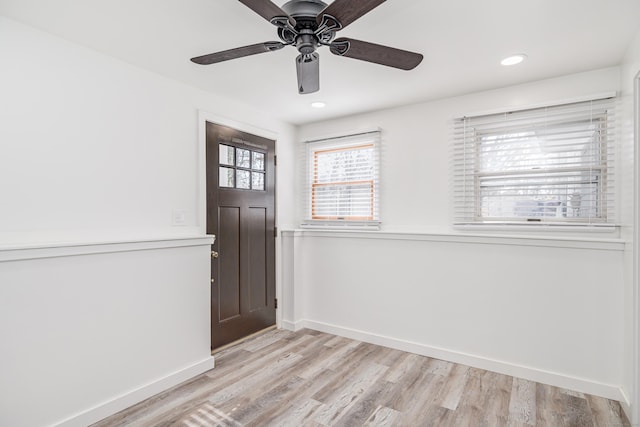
[218,206,241,321]
[248,206,268,312]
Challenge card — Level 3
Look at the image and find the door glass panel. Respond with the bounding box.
[237,149,251,168]
[252,152,265,171]
[218,146,266,191]
[252,172,265,190]
[237,170,251,189]
[219,167,235,188]
[219,145,235,166]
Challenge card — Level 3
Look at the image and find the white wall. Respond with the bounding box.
[620,24,640,426]
[284,68,629,403]
[0,16,296,426]
[297,67,621,235]
[283,231,625,399]
[0,16,297,244]
[0,239,213,427]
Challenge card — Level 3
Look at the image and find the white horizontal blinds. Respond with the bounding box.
[305,131,380,223]
[452,97,616,225]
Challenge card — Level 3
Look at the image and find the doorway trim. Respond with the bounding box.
[197,110,281,329]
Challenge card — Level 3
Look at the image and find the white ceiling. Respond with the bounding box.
[2,0,640,124]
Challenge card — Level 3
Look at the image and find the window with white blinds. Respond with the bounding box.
[302,131,380,228]
[452,97,616,226]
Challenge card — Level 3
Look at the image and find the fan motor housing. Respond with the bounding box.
[279,0,335,52]
[296,30,317,54]
[281,0,327,22]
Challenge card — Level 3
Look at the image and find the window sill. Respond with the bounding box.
[300,220,381,231]
[454,222,618,233]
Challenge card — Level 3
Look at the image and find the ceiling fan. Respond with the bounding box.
[190,0,424,94]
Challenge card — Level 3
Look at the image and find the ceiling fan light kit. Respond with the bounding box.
[191,0,423,94]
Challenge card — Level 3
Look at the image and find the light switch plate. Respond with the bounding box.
[172,209,187,226]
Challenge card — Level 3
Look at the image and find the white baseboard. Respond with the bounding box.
[281,319,306,331]
[54,356,215,427]
[300,319,625,403]
[618,388,633,425]
[281,320,296,331]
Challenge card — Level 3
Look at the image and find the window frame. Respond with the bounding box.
[302,131,381,229]
[452,97,616,228]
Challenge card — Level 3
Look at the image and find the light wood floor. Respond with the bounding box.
[93,329,630,427]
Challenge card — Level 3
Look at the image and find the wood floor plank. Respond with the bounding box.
[451,369,504,427]
[363,405,400,426]
[362,345,404,368]
[207,352,303,407]
[382,352,423,383]
[92,329,629,427]
[238,330,290,352]
[587,394,631,427]
[267,398,324,427]
[478,370,512,427]
[208,331,310,382]
[425,358,454,377]
[254,346,393,427]
[207,333,312,384]
[331,378,398,427]
[223,334,346,425]
[297,338,361,380]
[561,394,595,427]
[181,402,242,427]
[379,355,434,412]
[211,371,306,425]
[508,376,537,426]
[311,343,386,404]
[395,374,447,424]
[246,369,336,427]
[409,404,455,427]
[433,362,471,411]
[536,382,562,426]
[312,362,388,425]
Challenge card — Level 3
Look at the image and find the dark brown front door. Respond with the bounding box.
[206,121,276,350]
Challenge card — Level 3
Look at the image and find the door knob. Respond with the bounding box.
[211,251,219,259]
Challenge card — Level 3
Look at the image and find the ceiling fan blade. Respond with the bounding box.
[296,53,320,94]
[317,0,386,29]
[191,42,285,65]
[329,38,423,70]
[238,0,296,27]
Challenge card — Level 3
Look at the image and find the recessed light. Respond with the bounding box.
[501,54,527,66]
[311,102,326,108]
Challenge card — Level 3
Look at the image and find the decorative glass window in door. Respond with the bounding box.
[219,144,266,191]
